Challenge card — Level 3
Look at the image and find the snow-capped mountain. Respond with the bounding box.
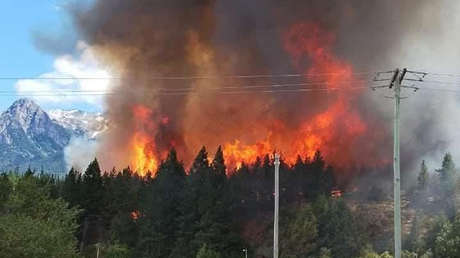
[0,99,71,172]
[48,109,108,139]
[0,98,108,172]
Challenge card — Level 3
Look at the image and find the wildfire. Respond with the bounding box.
[223,139,273,169]
[125,22,382,176]
[216,22,369,170]
[130,105,160,176]
[131,132,159,177]
[131,210,140,220]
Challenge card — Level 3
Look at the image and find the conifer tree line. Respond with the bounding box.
[2,148,460,257]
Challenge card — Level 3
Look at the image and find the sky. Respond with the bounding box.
[0,0,106,112]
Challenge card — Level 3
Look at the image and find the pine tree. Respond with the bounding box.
[82,159,104,215]
[237,162,250,177]
[305,151,332,198]
[316,199,364,258]
[62,167,82,208]
[415,160,430,209]
[438,153,456,191]
[172,148,209,257]
[406,211,422,253]
[172,147,243,257]
[434,216,460,257]
[293,155,305,174]
[191,146,210,174]
[262,154,272,178]
[311,150,325,172]
[136,148,186,258]
[229,162,252,209]
[0,173,12,209]
[77,159,105,250]
[0,174,80,258]
[417,160,429,191]
[322,165,336,195]
[437,153,456,219]
[104,167,140,248]
[212,146,226,178]
[280,204,318,257]
[253,156,262,170]
[291,155,308,200]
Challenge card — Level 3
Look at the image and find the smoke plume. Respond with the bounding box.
[64,136,99,172]
[68,0,460,177]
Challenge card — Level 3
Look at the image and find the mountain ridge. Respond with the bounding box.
[0,98,106,172]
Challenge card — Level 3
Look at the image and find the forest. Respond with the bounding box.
[1,147,460,258]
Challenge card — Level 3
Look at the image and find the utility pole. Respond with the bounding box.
[392,68,405,258]
[242,248,248,258]
[274,153,280,258]
[96,243,100,258]
[373,68,425,258]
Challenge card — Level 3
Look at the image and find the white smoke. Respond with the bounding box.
[64,136,99,172]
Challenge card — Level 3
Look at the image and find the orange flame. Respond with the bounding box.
[131,132,159,176]
[130,105,160,176]
[131,210,140,220]
[223,139,273,169]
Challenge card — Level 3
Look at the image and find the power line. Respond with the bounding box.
[416,87,460,93]
[382,70,460,78]
[420,80,460,86]
[204,86,370,95]
[0,71,375,80]
[0,78,377,97]
[156,80,371,92]
[0,86,371,97]
[377,70,460,89]
[425,72,460,78]
[2,79,372,94]
[0,72,377,98]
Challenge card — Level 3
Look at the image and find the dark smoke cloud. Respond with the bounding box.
[69,0,455,175]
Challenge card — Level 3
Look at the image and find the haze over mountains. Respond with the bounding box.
[0,98,107,172]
